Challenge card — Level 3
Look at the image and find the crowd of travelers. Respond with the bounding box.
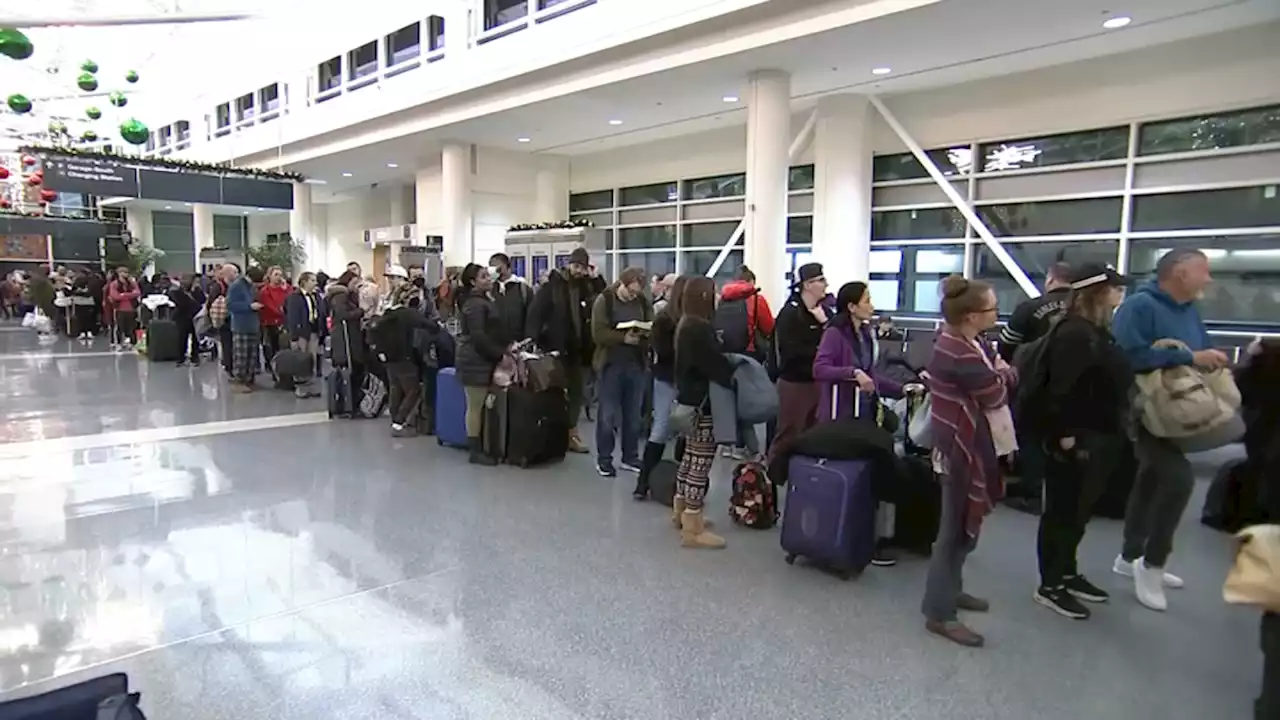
[6,245,1277,716]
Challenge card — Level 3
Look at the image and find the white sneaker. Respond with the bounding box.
[1112,554,1184,589]
[1132,560,1168,611]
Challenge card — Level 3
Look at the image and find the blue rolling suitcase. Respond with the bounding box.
[435,367,469,448]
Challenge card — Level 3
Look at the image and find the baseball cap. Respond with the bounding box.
[568,247,590,267]
[793,262,825,287]
[386,264,408,279]
[1068,262,1127,290]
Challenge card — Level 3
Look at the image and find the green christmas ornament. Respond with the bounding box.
[47,120,67,135]
[118,118,149,145]
[80,59,99,73]
[81,129,99,142]
[0,28,34,61]
[76,72,99,92]
[108,91,127,108]
[125,70,139,84]
[85,106,102,120]
[6,93,32,114]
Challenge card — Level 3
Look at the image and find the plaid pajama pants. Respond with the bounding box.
[232,331,260,382]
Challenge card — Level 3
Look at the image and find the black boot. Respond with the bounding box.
[468,437,497,466]
[633,441,665,500]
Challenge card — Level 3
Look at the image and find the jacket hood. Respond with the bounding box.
[1136,280,1193,309]
[721,280,758,301]
[498,273,530,287]
[325,283,349,300]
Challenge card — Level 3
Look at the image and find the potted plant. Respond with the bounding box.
[247,232,306,273]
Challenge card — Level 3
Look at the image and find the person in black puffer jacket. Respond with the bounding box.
[456,263,506,465]
[374,283,439,437]
[634,274,690,500]
[767,262,830,465]
[1029,263,1132,621]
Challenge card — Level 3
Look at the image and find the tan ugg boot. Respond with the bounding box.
[680,509,726,549]
[672,496,713,530]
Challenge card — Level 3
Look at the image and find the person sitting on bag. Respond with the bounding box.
[169,273,206,367]
[672,276,734,550]
[285,272,327,398]
[374,283,439,438]
[1111,248,1227,612]
[457,263,506,466]
[1023,263,1132,621]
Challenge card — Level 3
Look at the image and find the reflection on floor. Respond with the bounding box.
[0,326,1262,719]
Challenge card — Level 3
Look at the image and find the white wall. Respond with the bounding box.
[318,197,373,274]
[415,145,540,265]
[246,212,290,248]
[568,27,1280,191]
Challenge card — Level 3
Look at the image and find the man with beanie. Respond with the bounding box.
[373,283,438,437]
[527,246,606,454]
[767,262,829,463]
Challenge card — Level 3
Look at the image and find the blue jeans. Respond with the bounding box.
[649,378,677,444]
[596,361,646,465]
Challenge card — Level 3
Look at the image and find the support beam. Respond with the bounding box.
[867,95,1040,299]
[2,12,254,27]
[705,106,817,281]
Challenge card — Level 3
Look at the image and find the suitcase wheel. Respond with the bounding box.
[437,438,445,446]
[836,570,853,581]
[784,553,796,566]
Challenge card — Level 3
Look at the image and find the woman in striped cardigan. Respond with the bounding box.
[921,275,1018,648]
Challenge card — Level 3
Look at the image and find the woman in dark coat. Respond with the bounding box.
[456,263,505,465]
[327,271,367,405]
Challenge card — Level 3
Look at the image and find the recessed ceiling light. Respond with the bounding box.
[517,137,531,143]
[608,119,623,126]
[183,202,192,207]
[386,162,398,168]
[164,205,172,209]
[241,210,249,215]
[1102,15,1131,29]
[341,172,353,177]
[872,67,892,76]
[722,95,739,103]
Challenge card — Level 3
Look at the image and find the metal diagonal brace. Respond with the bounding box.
[867,95,1040,299]
[705,107,819,279]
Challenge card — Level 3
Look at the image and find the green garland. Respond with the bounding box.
[507,219,595,232]
[19,144,304,182]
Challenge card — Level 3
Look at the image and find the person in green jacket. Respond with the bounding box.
[26,266,55,323]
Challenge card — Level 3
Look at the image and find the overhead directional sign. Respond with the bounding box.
[38,153,294,210]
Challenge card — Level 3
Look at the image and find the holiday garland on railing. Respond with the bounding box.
[17,145,303,182]
[507,219,595,232]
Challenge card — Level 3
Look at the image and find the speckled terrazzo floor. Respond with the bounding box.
[0,328,1261,719]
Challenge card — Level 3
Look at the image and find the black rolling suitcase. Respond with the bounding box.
[145,319,182,362]
[487,386,570,467]
[327,366,355,418]
[0,671,145,719]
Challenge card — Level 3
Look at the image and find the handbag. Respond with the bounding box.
[1223,524,1280,613]
[669,401,699,437]
[907,392,934,449]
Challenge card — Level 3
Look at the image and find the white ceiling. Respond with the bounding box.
[284,0,1280,200]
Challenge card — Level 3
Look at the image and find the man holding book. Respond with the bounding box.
[590,267,653,477]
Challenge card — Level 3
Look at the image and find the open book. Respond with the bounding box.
[616,320,652,332]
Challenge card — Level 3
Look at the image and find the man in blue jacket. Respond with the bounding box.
[1111,247,1228,612]
[225,264,263,393]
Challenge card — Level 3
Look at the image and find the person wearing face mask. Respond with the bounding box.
[767,263,830,464]
[921,275,1017,648]
[590,267,653,478]
[1110,247,1226,612]
[488,253,533,350]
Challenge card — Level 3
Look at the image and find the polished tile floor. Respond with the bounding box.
[0,325,1262,719]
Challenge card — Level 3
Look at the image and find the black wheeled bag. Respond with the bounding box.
[145,319,182,362]
[499,386,570,467]
[0,672,145,719]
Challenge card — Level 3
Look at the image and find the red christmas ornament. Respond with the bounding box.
[20,155,36,167]
[0,167,9,180]
[39,189,57,203]
[26,174,42,187]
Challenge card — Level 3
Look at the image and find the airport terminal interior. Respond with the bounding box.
[0,0,1278,717]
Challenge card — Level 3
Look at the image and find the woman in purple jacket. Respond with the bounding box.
[813,282,904,423]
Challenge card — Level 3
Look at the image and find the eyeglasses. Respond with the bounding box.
[976,306,999,314]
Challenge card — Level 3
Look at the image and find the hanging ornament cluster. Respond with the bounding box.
[108,91,127,108]
[6,93,31,114]
[0,28,33,60]
[85,106,101,120]
[118,119,149,146]
[76,73,98,92]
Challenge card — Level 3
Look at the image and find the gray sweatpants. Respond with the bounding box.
[1121,426,1195,568]
[922,473,977,623]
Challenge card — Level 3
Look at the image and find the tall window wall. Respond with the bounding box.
[573,103,1279,327]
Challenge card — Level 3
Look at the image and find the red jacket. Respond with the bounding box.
[107,279,140,312]
[258,283,290,327]
[720,280,775,352]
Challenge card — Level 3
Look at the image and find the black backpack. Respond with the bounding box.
[714,295,754,355]
[1010,318,1065,430]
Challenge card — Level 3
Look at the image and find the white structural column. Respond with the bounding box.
[124,206,154,273]
[743,70,791,308]
[290,182,316,269]
[813,94,874,290]
[441,142,474,265]
[534,156,570,222]
[388,184,414,226]
[192,203,215,270]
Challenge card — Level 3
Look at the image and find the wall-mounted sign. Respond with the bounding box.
[422,235,443,254]
[42,156,139,196]
[38,152,294,210]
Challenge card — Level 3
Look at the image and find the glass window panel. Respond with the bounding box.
[427,15,446,51]
[682,173,745,200]
[348,41,378,80]
[1128,234,1280,325]
[386,23,421,66]
[619,182,677,206]
[872,208,966,240]
[977,197,1123,236]
[867,280,899,312]
[318,57,342,91]
[259,84,280,113]
[869,249,902,274]
[683,221,738,249]
[869,245,964,314]
[619,251,676,281]
[618,225,675,250]
[789,165,815,191]
[975,240,1120,314]
[786,216,812,245]
[873,147,974,182]
[485,0,528,29]
[1139,104,1280,156]
[979,126,1129,172]
[683,249,742,285]
[1131,186,1280,232]
[215,103,231,129]
[569,190,613,212]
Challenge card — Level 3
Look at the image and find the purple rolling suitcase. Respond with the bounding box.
[435,367,469,449]
[780,386,877,578]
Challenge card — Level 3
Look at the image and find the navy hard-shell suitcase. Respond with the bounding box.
[327,366,354,418]
[781,455,877,578]
[435,367,469,448]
